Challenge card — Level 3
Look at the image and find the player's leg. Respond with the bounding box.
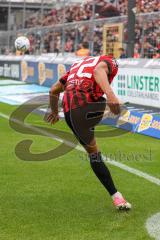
[65,103,131,210]
[84,138,131,210]
[84,137,118,196]
[65,109,117,196]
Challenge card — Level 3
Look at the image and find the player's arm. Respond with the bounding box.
[46,71,69,125]
[93,61,120,115]
[46,81,64,125]
[49,81,64,114]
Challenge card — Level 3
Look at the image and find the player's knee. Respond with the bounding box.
[89,152,103,165]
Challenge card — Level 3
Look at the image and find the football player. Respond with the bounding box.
[47,55,131,210]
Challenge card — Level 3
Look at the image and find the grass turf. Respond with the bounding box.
[0,102,160,240]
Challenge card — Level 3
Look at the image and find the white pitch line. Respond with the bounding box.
[146,212,160,240]
[130,108,145,111]
[137,110,154,113]
[1,111,160,186]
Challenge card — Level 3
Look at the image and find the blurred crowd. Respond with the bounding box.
[25,0,127,28]
[137,0,160,13]
[134,18,160,58]
[3,0,160,58]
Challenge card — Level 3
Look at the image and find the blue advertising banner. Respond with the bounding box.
[37,62,71,87]
[102,109,160,139]
[21,61,38,83]
[21,61,72,86]
[38,62,55,87]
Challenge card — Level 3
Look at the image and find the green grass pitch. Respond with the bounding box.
[0,102,160,240]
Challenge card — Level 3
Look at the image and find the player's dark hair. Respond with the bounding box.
[82,42,89,49]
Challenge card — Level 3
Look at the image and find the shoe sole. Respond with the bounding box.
[116,203,132,211]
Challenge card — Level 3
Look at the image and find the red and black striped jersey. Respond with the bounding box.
[59,55,118,113]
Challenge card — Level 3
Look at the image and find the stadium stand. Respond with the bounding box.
[24,0,127,28]
[0,0,159,58]
[24,0,160,28]
[20,0,159,58]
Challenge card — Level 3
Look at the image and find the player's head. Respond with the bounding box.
[82,42,89,49]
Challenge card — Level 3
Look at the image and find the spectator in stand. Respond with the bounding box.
[118,48,127,58]
[65,38,74,52]
[134,49,140,58]
[153,49,160,58]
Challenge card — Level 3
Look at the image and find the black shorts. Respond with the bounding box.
[64,97,106,146]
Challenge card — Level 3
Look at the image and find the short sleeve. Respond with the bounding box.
[100,56,118,75]
[101,60,112,75]
[59,71,70,86]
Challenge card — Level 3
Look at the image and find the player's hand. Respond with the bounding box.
[45,112,59,125]
[107,95,121,115]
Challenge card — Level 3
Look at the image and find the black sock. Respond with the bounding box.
[89,152,117,196]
